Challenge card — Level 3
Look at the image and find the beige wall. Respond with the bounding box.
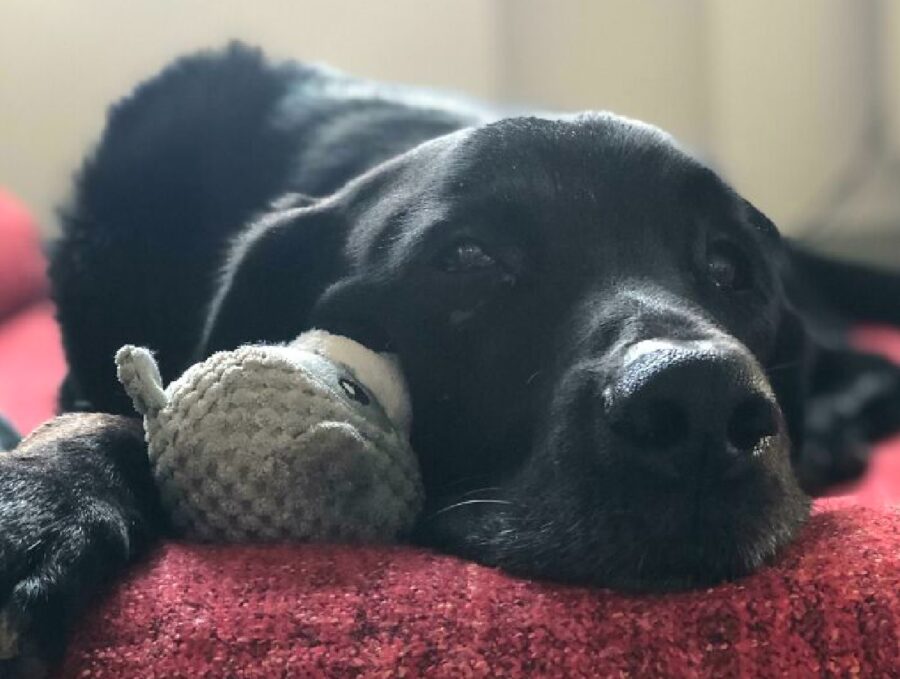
[1,0,898,241]
[499,0,709,151]
[0,0,503,232]
[706,0,877,230]
[501,0,900,237]
[885,0,900,152]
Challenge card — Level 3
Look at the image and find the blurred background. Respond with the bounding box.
[1,0,899,265]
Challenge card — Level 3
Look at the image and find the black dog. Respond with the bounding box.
[3,44,900,672]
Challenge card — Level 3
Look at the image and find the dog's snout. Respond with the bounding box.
[603,339,780,479]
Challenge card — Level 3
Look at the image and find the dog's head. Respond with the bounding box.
[203,113,811,590]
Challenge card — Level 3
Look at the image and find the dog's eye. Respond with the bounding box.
[436,239,497,273]
[707,242,752,291]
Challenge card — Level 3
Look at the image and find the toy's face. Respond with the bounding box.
[274,348,397,436]
[145,346,420,543]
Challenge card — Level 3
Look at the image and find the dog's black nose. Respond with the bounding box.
[604,339,780,479]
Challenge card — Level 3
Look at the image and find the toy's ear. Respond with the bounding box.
[198,201,348,357]
[115,345,169,416]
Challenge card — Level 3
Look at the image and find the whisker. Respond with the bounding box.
[525,370,542,386]
[424,499,513,522]
[766,359,803,373]
[456,486,503,499]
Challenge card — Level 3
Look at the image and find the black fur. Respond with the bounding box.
[1,43,899,673]
[0,415,19,452]
[51,46,302,412]
[0,415,164,676]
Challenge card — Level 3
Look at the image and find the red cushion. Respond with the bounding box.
[0,188,48,320]
[0,195,895,676]
[57,504,898,678]
[0,301,66,434]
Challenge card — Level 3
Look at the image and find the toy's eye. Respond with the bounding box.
[707,241,752,292]
[435,239,497,273]
[339,377,370,405]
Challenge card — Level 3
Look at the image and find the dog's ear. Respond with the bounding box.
[783,238,900,328]
[198,202,348,358]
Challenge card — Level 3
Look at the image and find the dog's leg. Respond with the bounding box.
[781,241,900,492]
[0,414,164,677]
[797,346,900,494]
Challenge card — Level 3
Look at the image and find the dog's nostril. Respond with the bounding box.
[726,396,779,453]
[614,398,689,450]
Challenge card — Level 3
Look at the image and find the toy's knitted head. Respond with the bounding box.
[115,331,423,543]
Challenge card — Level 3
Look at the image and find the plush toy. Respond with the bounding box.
[115,331,423,543]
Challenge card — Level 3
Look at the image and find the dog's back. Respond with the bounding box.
[52,43,900,420]
[51,44,477,414]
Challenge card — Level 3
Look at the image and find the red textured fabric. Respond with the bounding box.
[58,504,897,678]
[0,194,897,677]
[0,188,48,320]
[0,300,66,434]
[854,325,900,366]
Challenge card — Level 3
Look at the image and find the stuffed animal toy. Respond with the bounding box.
[115,330,423,543]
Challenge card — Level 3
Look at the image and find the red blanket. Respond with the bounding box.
[58,503,897,678]
[1,189,897,677]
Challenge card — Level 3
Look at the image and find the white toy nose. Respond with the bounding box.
[290,330,412,436]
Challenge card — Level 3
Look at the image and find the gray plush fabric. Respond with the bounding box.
[115,342,422,543]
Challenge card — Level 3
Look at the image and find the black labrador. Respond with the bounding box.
[3,44,900,673]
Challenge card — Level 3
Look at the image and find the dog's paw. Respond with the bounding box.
[0,608,21,659]
[0,492,143,678]
[796,409,868,495]
[0,531,87,679]
[0,414,161,678]
[798,347,900,495]
[0,608,50,679]
[797,375,891,494]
